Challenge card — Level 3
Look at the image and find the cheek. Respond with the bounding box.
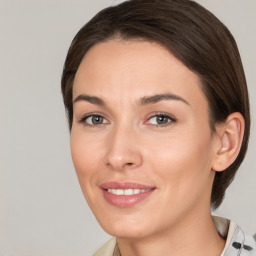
[70,130,107,213]
[146,127,215,191]
[142,131,215,226]
[70,130,102,185]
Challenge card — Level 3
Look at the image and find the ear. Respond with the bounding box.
[212,112,245,172]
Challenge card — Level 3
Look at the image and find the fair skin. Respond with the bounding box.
[70,39,244,256]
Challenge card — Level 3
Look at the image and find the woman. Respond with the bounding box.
[61,0,255,255]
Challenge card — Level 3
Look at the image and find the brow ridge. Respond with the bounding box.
[73,93,189,106]
[73,94,105,105]
[138,93,190,106]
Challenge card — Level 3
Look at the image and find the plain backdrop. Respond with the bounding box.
[0,0,255,255]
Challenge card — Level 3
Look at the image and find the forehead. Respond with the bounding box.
[73,39,207,108]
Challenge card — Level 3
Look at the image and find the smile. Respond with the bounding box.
[106,188,151,195]
[100,182,156,208]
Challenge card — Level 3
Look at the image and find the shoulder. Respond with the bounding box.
[93,237,117,256]
[213,215,256,256]
[227,227,256,256]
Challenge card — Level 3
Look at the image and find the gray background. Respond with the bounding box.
[0,0,255,255]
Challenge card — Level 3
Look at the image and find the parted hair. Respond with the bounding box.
[61,0,250,209]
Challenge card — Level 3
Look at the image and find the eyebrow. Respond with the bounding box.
[73,94,105,105]
[73,93,190,106]
[138,93,190,106]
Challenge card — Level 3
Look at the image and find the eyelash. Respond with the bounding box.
[79,113,108,127]
[145,112,176,127]
[78,112,176,127]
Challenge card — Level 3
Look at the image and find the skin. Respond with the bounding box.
[71,40,226,256]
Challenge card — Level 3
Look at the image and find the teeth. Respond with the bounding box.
[107,188,151,195]
[124,189,133,195]
[115,189,124,195]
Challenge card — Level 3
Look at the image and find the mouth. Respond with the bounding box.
[106,188,152,195]
[99,182,156,208]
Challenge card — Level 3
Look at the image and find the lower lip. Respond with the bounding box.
[101,189,155,208]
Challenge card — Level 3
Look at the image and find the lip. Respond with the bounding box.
[99,182,156,208]
[100,181,155,190]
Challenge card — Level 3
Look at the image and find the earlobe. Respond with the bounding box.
[212,112,245,172]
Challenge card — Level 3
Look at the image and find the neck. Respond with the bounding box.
[117,210,225,256]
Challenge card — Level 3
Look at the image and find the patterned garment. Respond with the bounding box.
[93,216,256,256]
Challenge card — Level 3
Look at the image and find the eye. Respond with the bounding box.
[79,114,108,126]
[147,113,176,126]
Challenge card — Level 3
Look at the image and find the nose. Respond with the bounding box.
[104,125,143,171]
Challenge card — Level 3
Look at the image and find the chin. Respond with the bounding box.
[104,224,149,239]
[95,211,152,238]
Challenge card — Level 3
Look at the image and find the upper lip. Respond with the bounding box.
[99,181,156,190]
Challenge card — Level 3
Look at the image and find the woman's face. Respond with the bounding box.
[71,40,220,238]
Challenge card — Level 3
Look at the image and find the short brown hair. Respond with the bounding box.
[61,0,250,209]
